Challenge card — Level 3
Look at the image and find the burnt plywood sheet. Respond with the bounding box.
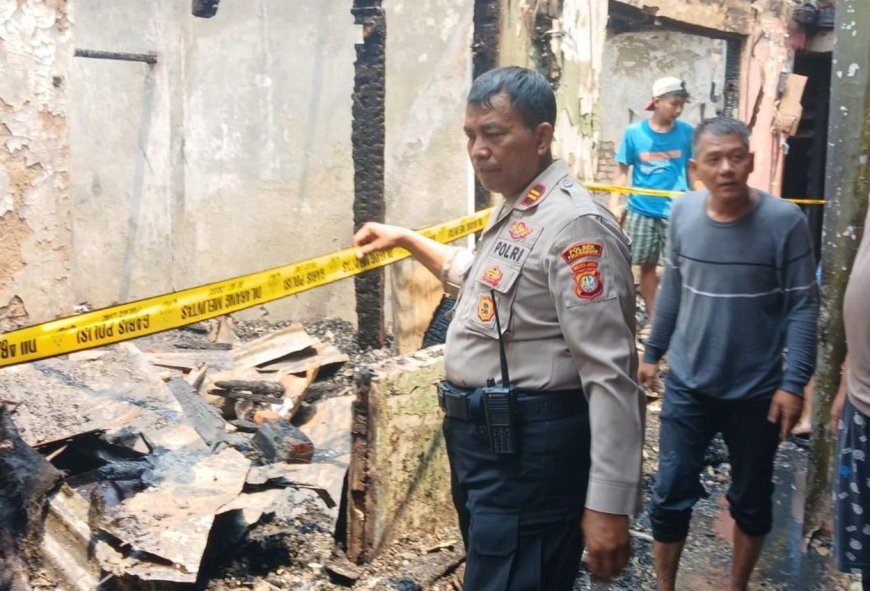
[99,447,250,582]
[0,344,204,450]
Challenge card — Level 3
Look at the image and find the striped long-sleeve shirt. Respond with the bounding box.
[643,190,818,399]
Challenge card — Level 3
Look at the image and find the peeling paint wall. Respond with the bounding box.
[500,0,609,181]
[739,2,796,194]
[69,0,358,322]
[0,0,73,329]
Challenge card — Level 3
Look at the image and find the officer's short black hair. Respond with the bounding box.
[467,66,557,130]
[693,116,750,154]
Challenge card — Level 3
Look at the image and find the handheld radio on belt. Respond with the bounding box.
[483,290,518,455]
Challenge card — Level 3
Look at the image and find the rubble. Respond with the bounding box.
[0,317,856,591]
[0,318,356,588]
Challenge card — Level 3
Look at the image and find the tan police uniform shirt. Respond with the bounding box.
[440,159,644,516]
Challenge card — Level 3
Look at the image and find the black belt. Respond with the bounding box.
[438,381,587,423]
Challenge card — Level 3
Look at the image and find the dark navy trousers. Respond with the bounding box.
[442,398,590,591]
[650,373,781,542]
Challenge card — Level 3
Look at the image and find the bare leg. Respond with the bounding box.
[792,378,814,434]
[639,263,659,323]
[730,527,765,591]
[654,540,686,591]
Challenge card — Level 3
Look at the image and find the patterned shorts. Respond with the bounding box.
[624,210,668,266]
[833,395,870,573]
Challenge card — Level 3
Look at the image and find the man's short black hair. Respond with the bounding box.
[467,66,557,129]
[693,116,751,154]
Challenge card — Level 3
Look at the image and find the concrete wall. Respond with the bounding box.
[0,0,73,330]
[385,0,475,353]
[69,0,359,321]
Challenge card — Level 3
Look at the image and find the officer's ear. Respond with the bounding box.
[534,122,554,157]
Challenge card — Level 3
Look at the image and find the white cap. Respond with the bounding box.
[646,77,689,110]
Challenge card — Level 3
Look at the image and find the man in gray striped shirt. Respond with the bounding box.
[638,116,818,591]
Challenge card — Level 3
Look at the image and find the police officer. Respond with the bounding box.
[354,66,644,589]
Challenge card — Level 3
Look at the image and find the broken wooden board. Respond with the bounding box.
[233,324,318,368]
[166,377,228,447]
[257,342,349,374]
[205,366,319,421]
[774,72,808,136]
[0,344,204,451]
[246,390,353,512]
[346,346,452,563]
[98,447,250,583]
[143,349,233,373]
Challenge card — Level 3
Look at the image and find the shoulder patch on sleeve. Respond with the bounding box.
[561,241,603,264]
[572,261,603,300]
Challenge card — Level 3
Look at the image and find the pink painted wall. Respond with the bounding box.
[740,13,795,196]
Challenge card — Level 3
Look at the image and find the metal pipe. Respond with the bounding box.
[74,49,157,64]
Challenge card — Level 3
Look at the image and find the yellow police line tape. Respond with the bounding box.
[585,183,826,206]
[0,209,494,368]
[0,183,826,367]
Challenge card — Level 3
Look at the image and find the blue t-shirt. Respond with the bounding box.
[616,119,693,219]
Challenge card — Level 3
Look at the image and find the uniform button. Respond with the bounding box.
[560,178,574,188]
[477,425,488,435]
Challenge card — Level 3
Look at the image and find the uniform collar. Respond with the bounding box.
[488,160,569,229]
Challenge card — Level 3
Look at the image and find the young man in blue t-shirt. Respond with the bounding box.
[614,77,695,336]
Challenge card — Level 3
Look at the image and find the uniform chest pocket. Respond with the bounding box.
[466,262,521,338]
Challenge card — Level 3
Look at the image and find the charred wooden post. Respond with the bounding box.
[0,406,62,590]
[472,0,502,210]
[351,0,387,351]
[804,0,870,533]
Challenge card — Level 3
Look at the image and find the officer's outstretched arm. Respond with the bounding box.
[353,222,467,287]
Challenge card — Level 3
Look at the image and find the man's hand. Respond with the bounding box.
[830,388,846,435]
[582,509,631,581]
[637,361,659,388]
[352,222,410,259]
[767,389,804,441]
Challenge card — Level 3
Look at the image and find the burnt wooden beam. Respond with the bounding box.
[351,0,387,351]
[0,406,63,590]
[472,0,502,211]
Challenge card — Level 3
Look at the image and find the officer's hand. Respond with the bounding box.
[767,389,804,441]
[353,222,410,259]
[582,509,631,581]
[637,361,658,388]
[830,388,846,435]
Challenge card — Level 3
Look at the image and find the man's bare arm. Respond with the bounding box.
[353,222,460,280]
[613,164,631,192]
